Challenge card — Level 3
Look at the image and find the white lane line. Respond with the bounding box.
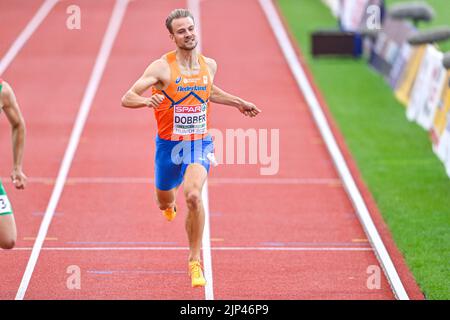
[258,0,409,300]
[189,0,202,54]
[12,246,374,251]
[201,181,214,299]
[14,0,130,300]
[0,176,341,185]
[209,177,341,185]
[0,0,58,74]
[188,0,214,301]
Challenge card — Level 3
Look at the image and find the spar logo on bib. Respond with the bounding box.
[173,103,208,135]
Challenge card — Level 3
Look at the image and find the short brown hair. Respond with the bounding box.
[165,9,194,34]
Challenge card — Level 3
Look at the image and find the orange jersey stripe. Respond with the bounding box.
[152,51,212,141]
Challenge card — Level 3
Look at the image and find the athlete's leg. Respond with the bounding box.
[154,136,183,220]
[0,214,16,249]
[0,183,16,249]
[183,163,207,262]
[155,186,178,210]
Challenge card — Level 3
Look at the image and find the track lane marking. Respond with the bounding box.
[12,246,374,251]
[258,0,409,300]
[0,0,58,74]
[15,0,130,300]
[0,176,341,185]
[187,0,214,301]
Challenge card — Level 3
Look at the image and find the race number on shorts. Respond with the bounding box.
[173,103,207,135]
[0,195,12,214]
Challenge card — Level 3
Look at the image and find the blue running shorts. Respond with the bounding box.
[155,135,214,191]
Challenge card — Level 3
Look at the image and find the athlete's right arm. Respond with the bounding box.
[121,59,166,109]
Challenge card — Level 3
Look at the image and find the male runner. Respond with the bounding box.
[122,9,261,287]
[0,79,27,249]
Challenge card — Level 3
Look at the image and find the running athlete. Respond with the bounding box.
[121,9,261,287]
[0,79,27,250]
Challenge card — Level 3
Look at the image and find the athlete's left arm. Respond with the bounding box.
[1,82,27,189]
[206,58,261,118]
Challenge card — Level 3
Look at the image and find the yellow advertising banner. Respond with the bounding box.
[431,71,450,145]
[395,45,427,106]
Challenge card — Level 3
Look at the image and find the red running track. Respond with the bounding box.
[0,0,423,300]
[0,0,115,299]
[203,0,391,299]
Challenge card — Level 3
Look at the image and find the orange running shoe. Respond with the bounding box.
[162,206,176,222]
[189,260,206,287]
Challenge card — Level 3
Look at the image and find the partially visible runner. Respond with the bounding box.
[0,78,27,249]
[122,9,261,287]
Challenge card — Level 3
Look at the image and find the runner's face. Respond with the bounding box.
[170,17,197,51]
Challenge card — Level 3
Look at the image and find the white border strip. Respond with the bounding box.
[15,0,130,300]
[12,246,373,251]
[0,0,58,74]
[201,181,214,299]
[258,0,409,300]
[0,176,340,185]
[188,0,214,301]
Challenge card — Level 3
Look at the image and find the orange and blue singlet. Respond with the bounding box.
[152,51,214,190]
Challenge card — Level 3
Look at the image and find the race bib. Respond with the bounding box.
[173,103,207,135]
[0,195,12,214]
